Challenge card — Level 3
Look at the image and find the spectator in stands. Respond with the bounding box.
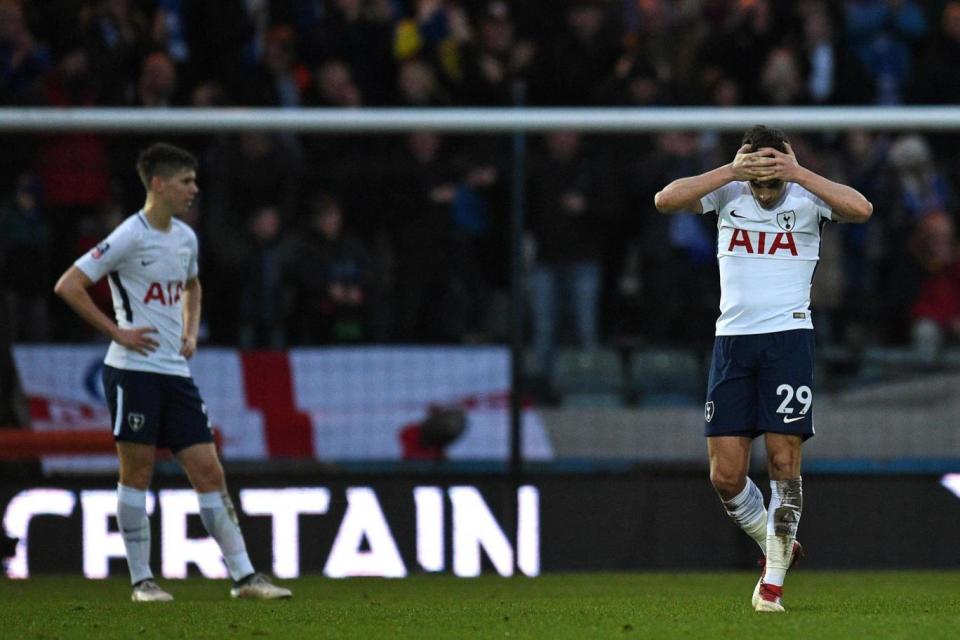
[190,78,225,107]
[906,210,960,360]
[527,131,609,386]
[83,0,149,105]
[630,132,720,346]
[182,0,253,91]
[238,25,307,108]
[393,0,472,69]
[110,51,184,217]
[388,131,463,342]
[455,1,534,106]
[530,0,621,105]
[238,204,286,348]
[150,0,191,65]
[758,46,805,106]
[696,0,782,105]
[910,1,960,210]
[302,56,382,236]
[844,0,927,104]
[37,47,112,338]
[800,2,875,105]
[236,0,281,66]
[396,56,449,106]
[311,58,363,107]
[0,0,51,105]
[137,50,177,107]
[596,58,666,107]
[205,133,302,344]
[881,135,955,342]
[912,1,960,105]
[706,73,742,112]
[448,148,502,341]
[836,130,888,340]
[301,0,396,105]
[0,173,49,342]
[283,194,369,344]
[884,133,953,229]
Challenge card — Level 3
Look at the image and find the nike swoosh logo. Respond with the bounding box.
[141,259,156,266]
[730,210,745,218]
[782,415,806,424]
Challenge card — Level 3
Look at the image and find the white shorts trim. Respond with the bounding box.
[113,385,124,436]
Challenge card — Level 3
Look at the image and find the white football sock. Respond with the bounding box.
[117,484,153,585]
[721,477,768,554]
[764,477,803,587]
[197,490,255,581]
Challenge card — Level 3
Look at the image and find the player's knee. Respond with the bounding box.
[767,450,800,479]
[119,466,153,490]
[710,467,745,499]
[190,460,225,492]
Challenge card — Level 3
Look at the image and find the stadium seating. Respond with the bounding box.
[550,347,626,408]
[628,348,704,407]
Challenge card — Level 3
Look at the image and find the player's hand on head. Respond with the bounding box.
[731,144,752,179]
[732,144,775,181]
[759,144,801,182]
[180,335,197,359]
[114,327,159,356]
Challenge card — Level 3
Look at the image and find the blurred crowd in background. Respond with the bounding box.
[4,0,960,380]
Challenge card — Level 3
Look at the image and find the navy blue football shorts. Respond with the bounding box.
[102,365,214,453]
[704,329,815,440]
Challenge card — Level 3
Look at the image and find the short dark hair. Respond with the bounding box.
[136,142,198,189]
[741,125,789,153]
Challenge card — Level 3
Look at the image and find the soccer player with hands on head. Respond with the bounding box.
[655,126,872,612]
[55,143,291,602]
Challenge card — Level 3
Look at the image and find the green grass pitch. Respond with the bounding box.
[2,572,959,639]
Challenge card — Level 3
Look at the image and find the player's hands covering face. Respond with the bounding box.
[733,143,801,184]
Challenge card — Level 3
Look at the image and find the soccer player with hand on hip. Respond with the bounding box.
[55,143,291,602]
[654,126,872,612]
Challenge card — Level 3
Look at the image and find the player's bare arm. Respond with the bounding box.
[180,277,201,359]
[54,266,159,356]
[654,145,772,214]
[753,143,874,223]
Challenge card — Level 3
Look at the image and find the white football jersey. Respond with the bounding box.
[75,211,199,376]
[699,182,832,336]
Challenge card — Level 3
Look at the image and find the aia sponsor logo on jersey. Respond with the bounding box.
[144,281,184,306]
[91,242,110,260]
[727,229,798,256]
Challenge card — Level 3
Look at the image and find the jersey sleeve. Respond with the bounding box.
[74,221,139,283]
[699,183,738,216]
[811,193,833,221]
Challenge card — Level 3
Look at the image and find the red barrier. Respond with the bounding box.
[0,428,222,460]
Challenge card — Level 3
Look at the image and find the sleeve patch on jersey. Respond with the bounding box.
[91,242,110,260]
[793,312,806,319]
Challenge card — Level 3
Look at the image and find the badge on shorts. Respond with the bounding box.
[704,401,715,422]
[128,413,145,432]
